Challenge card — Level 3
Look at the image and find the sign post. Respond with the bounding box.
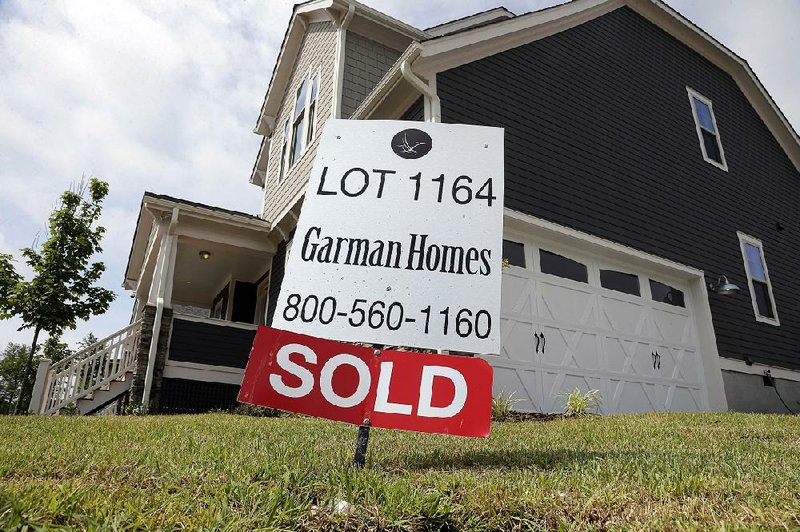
[240,119,504,465]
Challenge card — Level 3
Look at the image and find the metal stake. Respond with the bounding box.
[353,348,381,469]
[353,420,371,468]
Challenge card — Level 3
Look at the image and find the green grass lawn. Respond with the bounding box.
[1,413,798,530]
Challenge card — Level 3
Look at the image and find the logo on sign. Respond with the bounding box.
[391,128,432,159]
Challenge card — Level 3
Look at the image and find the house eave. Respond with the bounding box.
[123,193,272,290]
[253,0,427,138]
[353,0,800,173]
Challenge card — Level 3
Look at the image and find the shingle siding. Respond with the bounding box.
[438,7,800,370]
[266,238,287,326]
[342,32,402,119]
[262,22,337,224]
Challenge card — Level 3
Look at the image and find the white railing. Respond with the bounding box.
[38,320,143,415]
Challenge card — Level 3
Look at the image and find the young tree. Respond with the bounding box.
[1,178,116,414]
[78,332,101,350]
[0,343,36,414]
[1,254,21,316]
[42,336,73,364]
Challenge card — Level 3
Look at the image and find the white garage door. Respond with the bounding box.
[489,237,709,414]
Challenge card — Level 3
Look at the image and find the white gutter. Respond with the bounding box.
[400,59,441,122]
[142,207,179,410]
[331,3,356,119]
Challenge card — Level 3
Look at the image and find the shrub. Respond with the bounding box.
[560,388,602,416]
[59,403,80,416]
[123,402,150,416]
[491,391,520,421]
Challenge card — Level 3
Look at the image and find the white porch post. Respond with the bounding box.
[28,358,52,414]
[142,208,179,409]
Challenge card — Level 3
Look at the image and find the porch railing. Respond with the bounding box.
[36,320,143,415]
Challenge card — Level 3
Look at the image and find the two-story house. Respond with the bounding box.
[29,0,800,416]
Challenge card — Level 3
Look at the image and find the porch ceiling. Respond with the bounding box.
[172,237,271,307]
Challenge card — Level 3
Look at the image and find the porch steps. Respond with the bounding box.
[29,320,143,415]
[75,371,133,415]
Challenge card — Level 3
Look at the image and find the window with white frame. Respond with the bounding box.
[283,72,319,174]
[278,119,290,182]
[687,87,727,170]
[738,232,779,325]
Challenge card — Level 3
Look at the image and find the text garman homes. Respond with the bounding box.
[29,0,800,416]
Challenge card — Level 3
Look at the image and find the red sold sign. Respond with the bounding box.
[238,327,493,437]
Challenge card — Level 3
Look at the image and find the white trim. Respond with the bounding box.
[278,118,291,183]
[331,3,355,119]
[719,357,800,383]
[686,87,728,171]
[257,269,272,326]
[285,238,294,267]
[351,0,800,173]
[173,314,259,331]
[688,275,728,411]
[414,0,621,77]
[163,360,245,386]
[142,197,270,231]
[425,7,515,37]
[306,70,320,146]
[504,208,702,279]
[737,231,780,326]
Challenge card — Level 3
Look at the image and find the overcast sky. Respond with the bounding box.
[1,0,798,350]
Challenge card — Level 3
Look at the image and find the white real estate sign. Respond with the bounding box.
[272,119,504,353]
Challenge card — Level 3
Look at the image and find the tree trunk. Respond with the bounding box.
[14,325,41,415]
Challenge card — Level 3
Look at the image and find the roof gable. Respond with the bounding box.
[355,0,800,173]
[252,0,425,138]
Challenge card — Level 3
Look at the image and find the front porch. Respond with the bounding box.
[124,193,279,412]
[29,193,297,414]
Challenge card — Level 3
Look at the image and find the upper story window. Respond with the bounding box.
[687,87,727,171]
[279,119,290,182]
[738,232,779,325]
[283,73,319,176]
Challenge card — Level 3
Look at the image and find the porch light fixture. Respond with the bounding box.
[198,250,212,260]
[709,275,740,295]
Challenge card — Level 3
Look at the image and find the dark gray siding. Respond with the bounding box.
[168,318,256,368]
[438,7,800,369]
[266,238,288,326]
[401,97,424,121]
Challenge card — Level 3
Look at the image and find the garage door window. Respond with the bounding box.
[539,250,588,283]
[600,269,640,296]
[649,280,685,307]
[502,240,526,268]
[738,232,779,325]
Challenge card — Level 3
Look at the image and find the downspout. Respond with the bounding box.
[331,3,356,119]
[400,59,441,123]
[142,207,179,410]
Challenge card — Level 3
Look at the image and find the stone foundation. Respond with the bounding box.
[130,305,173,410]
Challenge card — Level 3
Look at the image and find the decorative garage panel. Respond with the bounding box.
[487,238,708,414]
